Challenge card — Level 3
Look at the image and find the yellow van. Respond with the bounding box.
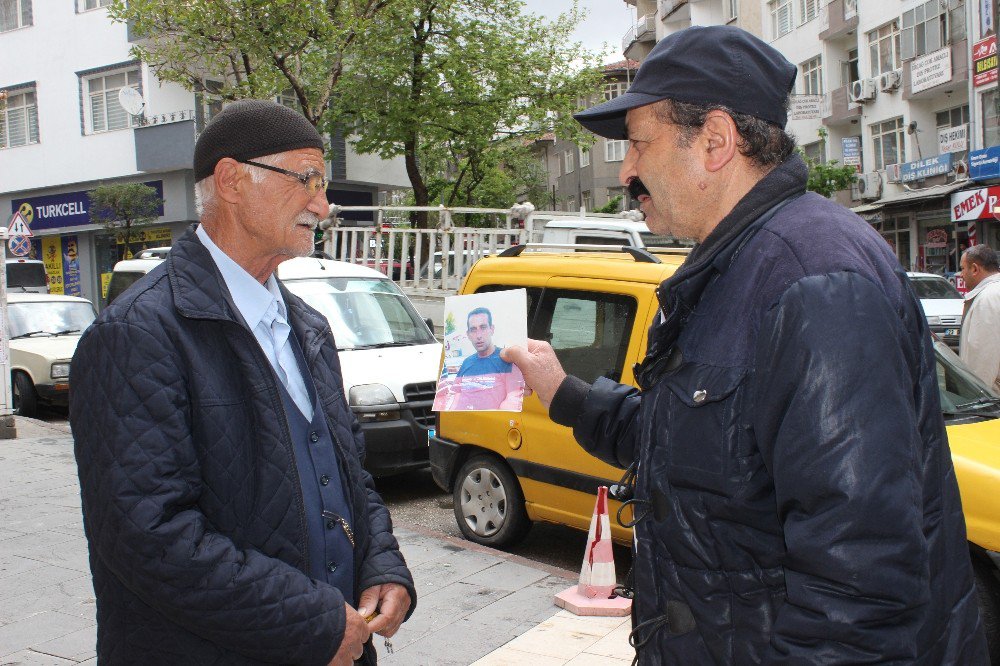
[429,249,1000,650]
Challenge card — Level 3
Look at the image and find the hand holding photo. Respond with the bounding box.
[432,289,527,412]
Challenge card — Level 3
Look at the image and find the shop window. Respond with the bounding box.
[871,117,905,170]
[901,1,948,61]
[800,56,823,95]
[1,87,39,149]
[605,139,627,162]
[868,21,902,78]
[84,67,141,134]
[0,0,31,32]
[770,0,793,38]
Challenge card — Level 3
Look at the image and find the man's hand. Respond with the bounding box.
[328,602,371,666]
[358,583,411,638]
[501,340,566,409]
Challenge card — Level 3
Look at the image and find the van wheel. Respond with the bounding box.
[972,554,1000,663]
[453,454,531,548]
[12,372,38,418]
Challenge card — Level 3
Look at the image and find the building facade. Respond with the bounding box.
[0,0,408,306]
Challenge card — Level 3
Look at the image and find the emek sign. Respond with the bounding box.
[951,186,1000,221]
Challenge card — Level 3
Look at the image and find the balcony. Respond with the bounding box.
[818,0,859,41]
[658,0,688,18]
[822,85,861,127]
[623,13,656,61]
[134,115,197,173]
[903,40,968,101]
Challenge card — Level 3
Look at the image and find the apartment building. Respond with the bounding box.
[0,1,408,305]
[623,0,764,61]
[530,60,638,213]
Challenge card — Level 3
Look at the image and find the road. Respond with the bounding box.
[35,407,632,578]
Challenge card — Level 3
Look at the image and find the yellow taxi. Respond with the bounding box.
[429,248,1000,650]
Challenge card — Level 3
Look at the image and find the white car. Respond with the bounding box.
[6,293,97,417]
[106,257,166,306]
[907,272,964,350]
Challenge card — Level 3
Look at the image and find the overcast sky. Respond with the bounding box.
[527,0,637,64]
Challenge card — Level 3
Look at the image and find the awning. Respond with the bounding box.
[875,180,968,207]
[850,202,883,214]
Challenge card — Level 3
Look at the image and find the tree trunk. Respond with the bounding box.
[405,139,429,230]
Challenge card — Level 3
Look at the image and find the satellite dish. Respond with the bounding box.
[118,87,145,116]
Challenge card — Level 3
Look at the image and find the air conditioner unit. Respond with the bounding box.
[879,70,902,92]
[855,172,882,200]
[885,163,902,183]
[849,79,877,103]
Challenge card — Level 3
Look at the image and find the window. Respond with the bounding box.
[868,21,902,77]
[984,90,1000,149]
[566,196,576,212]
[582,190,592,212]
[604,82,627,101]
[843,48,860,88]
[201,79,224,126]
[580,146,590,168]
[278,89,297,109]
[82,0,111,9]
[799,0,819,24]
[85,68,141,133]
[727,0,738,20]
[936,104,969,160]
[564,149,574,173]
[802,140,825,165]
[605,139,627,162]
[606,187,626,211]
[770,0,793,38]
[801,56,823,95]
[532,289,637,384]
[1,88,39,149]
[901,1,948,61]
[0,0,31,31]
[871,117,906,170]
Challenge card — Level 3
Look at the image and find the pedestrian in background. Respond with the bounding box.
[959,243,1000,392]
[70,100,414,665]
[503,25,987,664]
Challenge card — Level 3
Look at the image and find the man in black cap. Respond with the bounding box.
[70,100,414,665]
[504,25,987,664]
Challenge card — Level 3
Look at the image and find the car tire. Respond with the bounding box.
[12,372,37,418]
[972,554,1000,664]
[453,454,531,548]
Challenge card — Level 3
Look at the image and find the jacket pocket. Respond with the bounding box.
[658,363,748,496]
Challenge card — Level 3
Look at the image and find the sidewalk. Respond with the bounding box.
[0,417,633,665]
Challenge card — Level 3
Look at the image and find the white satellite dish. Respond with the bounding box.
[118,87,146,116]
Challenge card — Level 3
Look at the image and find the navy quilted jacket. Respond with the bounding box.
[551,156,987,664]
[70,227,415,665]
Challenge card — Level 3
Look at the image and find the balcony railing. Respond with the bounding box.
[622,13,656,53]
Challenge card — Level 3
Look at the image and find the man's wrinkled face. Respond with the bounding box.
[467,313,494,354]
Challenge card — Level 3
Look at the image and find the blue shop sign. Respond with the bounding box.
[900,154,952,182]
[11,181,164,232]
[969,145,1000,181]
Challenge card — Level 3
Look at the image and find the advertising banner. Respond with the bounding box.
[842,137,862,167]
[789,95,823,120]
[41,236,65,294]
[969,145,1000,180]
[911,48,952,94]
[951,185,1000,221]
[61,235,81,296]
[973,36,998,87]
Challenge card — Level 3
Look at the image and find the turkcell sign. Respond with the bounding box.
[969,145,1000,180]
[11,181,164,231]
[900,154,952,182]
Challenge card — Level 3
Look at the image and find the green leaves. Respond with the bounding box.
[88,183,163,248]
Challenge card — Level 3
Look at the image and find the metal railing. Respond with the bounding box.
[622,13,656,53]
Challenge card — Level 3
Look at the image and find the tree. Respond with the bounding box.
[89,183,163,257]
[109,0,394,127]
[336,0,602,227]
[594,195,624,214]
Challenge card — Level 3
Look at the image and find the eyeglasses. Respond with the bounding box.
[239,159,329,197]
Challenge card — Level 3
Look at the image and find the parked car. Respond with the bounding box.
[6,293,97,417]
[907,271,964,351]
[430,250,1000,657]
[106,257,165,306]
[135,246,172,260]
[540,218,692,250]
[5,258,49,294]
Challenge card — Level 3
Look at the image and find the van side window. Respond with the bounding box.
[474,285,542,328]
[575,235,625,247]
[535,289,636,383]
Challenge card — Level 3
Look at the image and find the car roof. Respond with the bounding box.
[6,293,94,304]
[544,218,651,233]
[467,251,687,284]
[277,256,391,280]
[906,272,950,280]
[113,258,165,272]
[6,258,44,264]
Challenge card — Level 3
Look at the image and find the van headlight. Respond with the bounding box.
[925,316,941,326]
[51,363,70,379]
[349,384,400,422]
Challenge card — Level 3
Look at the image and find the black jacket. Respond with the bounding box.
[70,227,415,665]
[551,156,987,664]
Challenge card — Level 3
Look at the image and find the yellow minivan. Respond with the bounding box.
[429,249,1000,654]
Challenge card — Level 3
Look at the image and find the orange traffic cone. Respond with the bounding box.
[554,486,632,616]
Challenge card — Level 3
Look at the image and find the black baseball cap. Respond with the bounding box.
[574,25,797,139]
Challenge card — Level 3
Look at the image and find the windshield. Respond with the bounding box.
[283,277,435,350]
[6,262,47,288]
[935,341,1000,418]
[911,276,961,300]
[7,301,96,338]
[640,231,695,248]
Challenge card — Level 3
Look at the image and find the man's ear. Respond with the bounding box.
[701,110,739,173]
[213,158,243,205]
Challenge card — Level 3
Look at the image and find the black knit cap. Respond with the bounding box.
[575,25,797,139]
[193,99,325,181]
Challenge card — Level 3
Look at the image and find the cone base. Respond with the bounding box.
[554,586,632,616]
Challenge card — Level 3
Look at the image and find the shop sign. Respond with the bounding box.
[938,125,968,154]
[789,95,823,121]
[951,185,1000,221]
[973,35,998,87]
[969,145,1000,180]
[842,137,862,167]
[900,154,952,183]
[10,181,164,232]
[911,48,952,94]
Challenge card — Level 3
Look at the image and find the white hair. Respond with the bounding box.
[194,152,287,218]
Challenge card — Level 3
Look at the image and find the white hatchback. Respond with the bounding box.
[6,293,97,417]
[907,272,964,350]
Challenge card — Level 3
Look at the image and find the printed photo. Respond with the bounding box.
[432,289,527,412]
